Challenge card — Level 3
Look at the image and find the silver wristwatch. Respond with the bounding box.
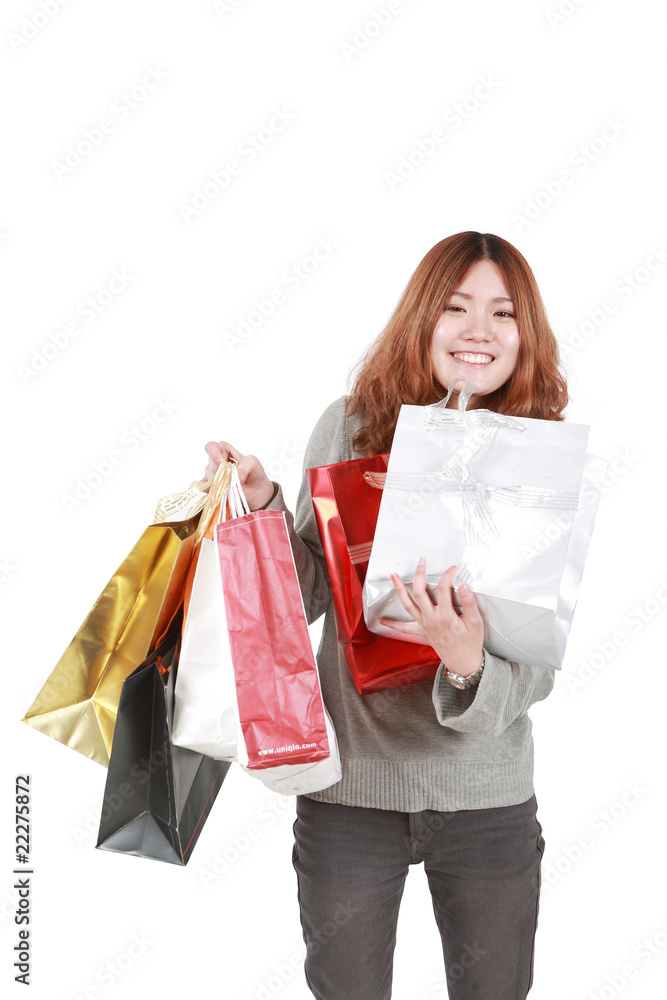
[443,650,486,690]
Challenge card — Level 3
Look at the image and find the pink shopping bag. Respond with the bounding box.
[215,509,330,770]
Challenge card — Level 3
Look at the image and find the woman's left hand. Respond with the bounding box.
[380,560,484,677]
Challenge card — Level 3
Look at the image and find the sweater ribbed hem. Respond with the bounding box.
[305,754,535,812]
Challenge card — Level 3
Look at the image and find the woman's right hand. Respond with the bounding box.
[203,441,276,511]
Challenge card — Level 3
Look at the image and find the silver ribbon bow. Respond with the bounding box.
[364,379,580,588]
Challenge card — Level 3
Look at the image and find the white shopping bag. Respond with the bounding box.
[172,533,245,760]
[363,379,604,670]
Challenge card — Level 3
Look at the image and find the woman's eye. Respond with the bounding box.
[495,311,515,318]
[445,305,464,313]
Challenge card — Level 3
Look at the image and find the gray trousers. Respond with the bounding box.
[292,794,544,1000]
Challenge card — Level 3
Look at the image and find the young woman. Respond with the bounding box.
[204,232,568,1000]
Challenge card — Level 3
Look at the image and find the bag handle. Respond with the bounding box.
[195,462,233,544]
[153,456,254,529]
[153,480,209,524]
[197,461,253,541]
[227,463,252,519]
[216,462,252,523]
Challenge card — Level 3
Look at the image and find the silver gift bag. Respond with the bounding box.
[362,379,605,670]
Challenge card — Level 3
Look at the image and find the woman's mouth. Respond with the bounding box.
[450,352,494,366]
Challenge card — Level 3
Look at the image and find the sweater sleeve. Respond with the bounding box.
[432,652,555,736]
[261,397,350,624]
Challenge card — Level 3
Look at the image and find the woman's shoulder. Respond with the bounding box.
[306,395,364,465]
[318,394,348,420]
[317,395,366,433]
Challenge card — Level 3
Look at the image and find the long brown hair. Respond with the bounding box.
[347,232,568,455]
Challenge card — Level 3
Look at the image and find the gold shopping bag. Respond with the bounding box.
[22,483,210,767]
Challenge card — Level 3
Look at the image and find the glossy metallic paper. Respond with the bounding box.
[22,518,198,766]
[363,385,604,671]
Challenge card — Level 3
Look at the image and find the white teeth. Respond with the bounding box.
[451,353,493,365]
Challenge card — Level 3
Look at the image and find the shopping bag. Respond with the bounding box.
[172,465,240,760]
[173,463,341,795]
[239,708,341,795]
[215,504,331,768]
[306,456,440,694]
[22,483,207,765]
[363,378,605,670]
[96,606,229,866]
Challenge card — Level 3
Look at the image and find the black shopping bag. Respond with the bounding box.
[96,607,229,865]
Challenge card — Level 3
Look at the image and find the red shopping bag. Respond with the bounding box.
[307,456,440,694]
[215,509,330,770]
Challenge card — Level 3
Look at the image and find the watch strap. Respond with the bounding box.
[443,650,486,689]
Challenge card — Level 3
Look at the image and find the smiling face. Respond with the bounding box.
[429,259,520,407]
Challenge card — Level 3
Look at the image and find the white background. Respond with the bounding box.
[1,1,666,998]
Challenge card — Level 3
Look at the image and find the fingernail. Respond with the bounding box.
[460,582,470,595]
[418,557,426,567]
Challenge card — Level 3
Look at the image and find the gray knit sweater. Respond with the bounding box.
[266,396,555,812]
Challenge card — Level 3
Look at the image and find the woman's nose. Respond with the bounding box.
[464,311,493,340]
